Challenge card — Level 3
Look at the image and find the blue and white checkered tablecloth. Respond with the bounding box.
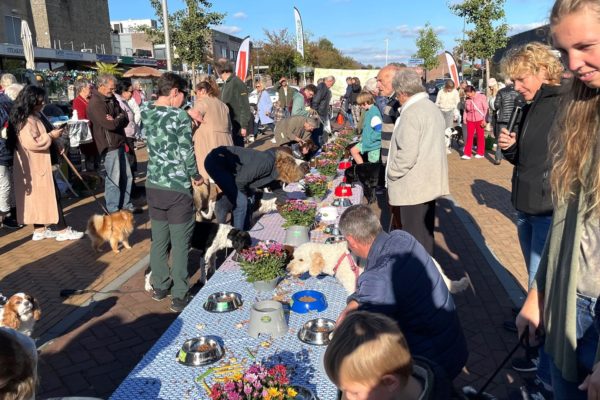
[110,176,362,400]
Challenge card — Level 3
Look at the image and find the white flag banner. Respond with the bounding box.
[445,51,460,87]
[236,36,250,82]
[294,7,304,58]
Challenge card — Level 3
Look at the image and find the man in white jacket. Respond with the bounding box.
[386,69,449,255]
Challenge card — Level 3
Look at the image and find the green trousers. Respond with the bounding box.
[149,218,194,299]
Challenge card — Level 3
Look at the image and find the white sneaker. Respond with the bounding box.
[270,138,277,144]
[461,155,471,160]
[446,148,452,154]
[32,228,58,241]
[248,136,255,143]
[474,154,485,159]
[55,226,84,241]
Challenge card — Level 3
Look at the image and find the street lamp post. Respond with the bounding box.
[385,38,389,66]
[162,0,172,71]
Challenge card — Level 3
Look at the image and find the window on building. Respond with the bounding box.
[4,15,22,45]
[230,50,236,60]
[221,47,227,58]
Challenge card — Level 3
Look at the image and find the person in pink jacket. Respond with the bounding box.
[462,85,488,159]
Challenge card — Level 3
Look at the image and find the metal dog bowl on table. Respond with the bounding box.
[203,292,243,313]
[298,318,336,345]
[325,235,346,244]
[176,336,224,366]
[291,290,327,313]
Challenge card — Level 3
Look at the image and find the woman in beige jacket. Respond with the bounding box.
[192,79,233,181]
[9,86,83,241]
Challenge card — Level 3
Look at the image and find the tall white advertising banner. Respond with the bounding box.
[294,7,304,58]
[236,36,250,82]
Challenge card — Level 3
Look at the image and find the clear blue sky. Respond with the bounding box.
[108,0,555,67]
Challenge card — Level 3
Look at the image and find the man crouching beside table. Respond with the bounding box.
[336,205,468,380]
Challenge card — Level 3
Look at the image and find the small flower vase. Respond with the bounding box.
[285,224,310,247]
[252,277,280,292]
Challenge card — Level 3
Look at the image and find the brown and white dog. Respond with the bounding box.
[0,293,42,336]
[86,210,135,253]
[287,241,470,294]
[192,180,221,222]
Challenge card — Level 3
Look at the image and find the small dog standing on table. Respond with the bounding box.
[86,210,135,253]
[0,293,42,337]
[144,222,252,292]
[288,241,470,294]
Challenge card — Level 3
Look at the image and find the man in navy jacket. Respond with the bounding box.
[338,205,468,379]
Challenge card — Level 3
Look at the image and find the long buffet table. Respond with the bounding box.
[110,176,363,400]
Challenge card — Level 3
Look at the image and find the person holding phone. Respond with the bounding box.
[8,85,84,241]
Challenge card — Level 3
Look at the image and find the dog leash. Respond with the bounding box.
[61,153,110,215]
[332,252,360,287]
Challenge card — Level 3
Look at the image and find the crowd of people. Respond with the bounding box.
[1,0,600,398]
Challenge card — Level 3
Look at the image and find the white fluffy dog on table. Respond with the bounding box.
[287,241,470,294]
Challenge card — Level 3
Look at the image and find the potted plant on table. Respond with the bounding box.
[279,200,317,247]
[315,158,338,179]
[239,241,288,291]
[208,363,305,399]
[303,174,328,201]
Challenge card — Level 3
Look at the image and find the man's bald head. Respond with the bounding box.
[376,65,401,97]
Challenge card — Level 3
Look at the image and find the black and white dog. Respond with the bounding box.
[144,222,252,291]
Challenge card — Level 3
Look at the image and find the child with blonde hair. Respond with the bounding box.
[324,311,451,400]
[349,92,382,165]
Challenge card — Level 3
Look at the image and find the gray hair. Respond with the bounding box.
[325,76,336,83]
[0,74,16,88]
[4,84,24,101]
[97,74,116,87]
[74,79,90,95]
[364,78,378,94]
[339,205,382,244]
[392,69,425,96]
[305,117,318,128]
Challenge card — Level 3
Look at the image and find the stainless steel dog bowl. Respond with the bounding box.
[176,336,224,366]
[298,318,336,345]
[203,292,243,313]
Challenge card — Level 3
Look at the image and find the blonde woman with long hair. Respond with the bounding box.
[516,0,600,398]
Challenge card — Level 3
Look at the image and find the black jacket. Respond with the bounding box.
[0,93,13,167]
[348,82,361,105]
[311,82,332,120]
[502,84,562,215]
[221,74,251,135]
[211,146,287,204]
[494,84,524,124]
[87,90,128,155]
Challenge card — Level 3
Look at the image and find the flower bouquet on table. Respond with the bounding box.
[319,150,339,161]
[315,158,338,178]
[322,142,345,159]
[238,241,288,283]
[209,363,299,400]
[279,200,317,228]
[303,174,328,200]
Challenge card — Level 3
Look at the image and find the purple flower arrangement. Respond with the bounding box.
[279,200,317,228]
[303,174,328,199]
[315,158,338,177]
[238,241,288,282]
[209,363,298,400]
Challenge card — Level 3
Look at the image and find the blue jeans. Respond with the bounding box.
[516,211,552,289]
[549,294,599,399]
[102,147,133,213]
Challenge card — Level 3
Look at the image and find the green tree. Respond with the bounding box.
[449,0,508,84]
[139,0,224,70]
[414,22,443,79]
[258,28,298,81]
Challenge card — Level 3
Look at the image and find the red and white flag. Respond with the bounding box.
[445,51,460,87]
[236,36,250,81]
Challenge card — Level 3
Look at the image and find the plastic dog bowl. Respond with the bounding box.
[334,184,353,197]
[290,290,327,313]
[338,161,352,170]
